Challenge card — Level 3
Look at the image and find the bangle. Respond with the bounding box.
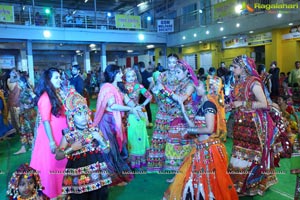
[49,141,56,148]
[64,148,73,155]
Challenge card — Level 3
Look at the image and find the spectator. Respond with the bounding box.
[35,12,43,26]
[69,65,84,95]
[269,61,280,98]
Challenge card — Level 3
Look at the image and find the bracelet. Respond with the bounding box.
[49,141,56,147]
[64,148,73,155]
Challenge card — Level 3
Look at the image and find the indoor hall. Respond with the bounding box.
[1,0,300,199]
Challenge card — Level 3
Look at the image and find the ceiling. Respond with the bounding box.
[2,0,161,14]
[0,0,167,65]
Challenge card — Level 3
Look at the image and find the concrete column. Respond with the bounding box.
[20,50,27,72]
[84,50,91,73]
[26,40,34,86]
[101,43,107,72]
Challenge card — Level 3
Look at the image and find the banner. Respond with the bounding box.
[0,55,15,69]
[115,14,141,29]
[0,5,14,23]
[157,19,174,32]
[222,36,248,49]
[213,0,235,21]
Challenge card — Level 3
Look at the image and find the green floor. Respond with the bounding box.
[0,102,297,199]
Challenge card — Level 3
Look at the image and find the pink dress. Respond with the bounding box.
[30,92,68,198]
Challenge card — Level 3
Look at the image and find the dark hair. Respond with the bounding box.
[167,53,179,60]
[198,68,205,76]
[19,76,31,89]
[208,67,216,75]
[104,64,128,93]
[257,64,266,75]
[138,61,145,69]
[104,64,121,83]
[270,61,277,66]
[72,65,80,71]
[295,61,300,65]
[34,67,63,117]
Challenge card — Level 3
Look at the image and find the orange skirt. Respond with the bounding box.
[164,139,238,200]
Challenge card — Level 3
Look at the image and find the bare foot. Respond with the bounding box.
[117,182,128,186]
[166,177,175,183]
[14,146,26,155]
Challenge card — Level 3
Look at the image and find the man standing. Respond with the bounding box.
[289,61,300,87]
[69,65,84,95]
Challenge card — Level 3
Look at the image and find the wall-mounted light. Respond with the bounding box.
[138,34,145,40]
[146,44,154,49]
[43,30,51,38]
[137,2,146,7]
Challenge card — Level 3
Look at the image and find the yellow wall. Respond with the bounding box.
[281,40,300,73]
[179,41,253,70]
[160,27,300,72]
[265,28,300,73]
[217,46,254,67]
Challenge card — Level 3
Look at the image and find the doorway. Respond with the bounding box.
[200,52,212,74]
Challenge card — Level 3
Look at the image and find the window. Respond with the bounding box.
[182,3,197,24]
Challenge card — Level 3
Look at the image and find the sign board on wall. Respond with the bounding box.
[157,19,174,32]
[115,14,141,29]
[0,5,14,23]
[222,36,248,49]
[248,32,272,45]
[0,55,15,69]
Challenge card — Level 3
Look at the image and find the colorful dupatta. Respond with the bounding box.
[93,83,124,152]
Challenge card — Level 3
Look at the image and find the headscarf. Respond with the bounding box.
[177,59,199,86]
[7,164,46,200]
[233,55,260,78]
[93,83,124,152]
[64,88,93,131]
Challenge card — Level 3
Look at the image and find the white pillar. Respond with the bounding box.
[26,40,34,86]
[72,55,78,66]
[20,50,27,72]
[101,43,107,72]
[84,50,91,73]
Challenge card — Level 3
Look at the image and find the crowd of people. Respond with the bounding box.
[1,54,300,200]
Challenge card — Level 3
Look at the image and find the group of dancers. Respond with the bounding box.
[4,53,299,199]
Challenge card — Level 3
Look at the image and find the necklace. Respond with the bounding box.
[17,191,37,200]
